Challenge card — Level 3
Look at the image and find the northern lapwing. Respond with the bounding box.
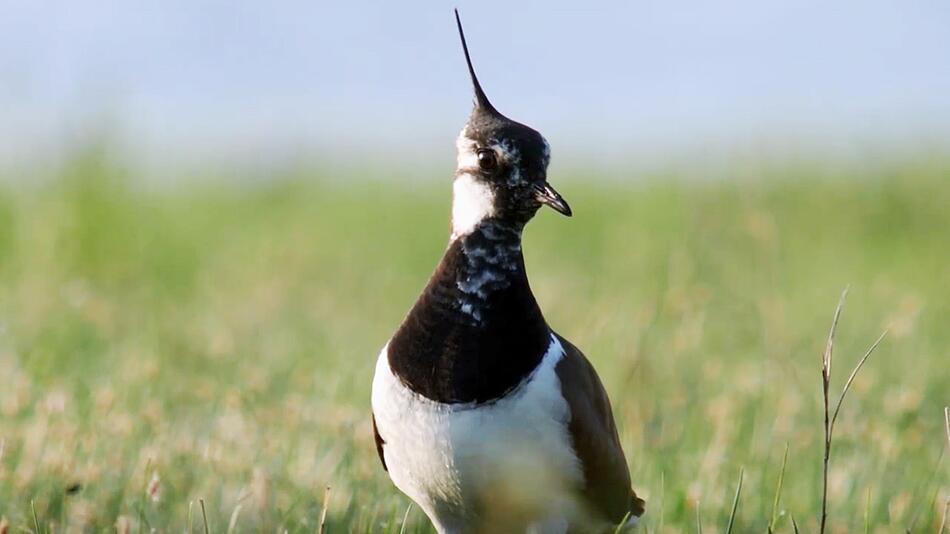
[371,11,645,532]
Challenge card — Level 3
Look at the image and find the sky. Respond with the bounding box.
[2,0,949,171]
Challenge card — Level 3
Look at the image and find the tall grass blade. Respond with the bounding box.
[940,408,950,534]
[318,485,331,534]
[820,288,848,534]
[226,504,242,534]
[658,471,665,533]
[938,499,949,534]
[725,466,744,534]
[908,447,945,532]
[398,504,413,534]
[30,500,40,534]
[768,444,789,534]
[822,287,848,383]
[830,330,888,433]
[695,502,703,534]
[199,499,210,534]
[945,406,950,452]
[613,511,631,534]
[819,289,885,534]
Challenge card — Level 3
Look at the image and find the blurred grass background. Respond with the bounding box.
[0,146,948,532]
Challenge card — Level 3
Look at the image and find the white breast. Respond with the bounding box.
[371,335,583,532]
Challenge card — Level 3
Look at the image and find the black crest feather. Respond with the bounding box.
[454,9,496,113]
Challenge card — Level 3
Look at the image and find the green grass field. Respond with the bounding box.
[0,151,948,532]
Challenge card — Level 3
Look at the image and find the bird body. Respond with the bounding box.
[370,11,644,532]
[372,335,582,532]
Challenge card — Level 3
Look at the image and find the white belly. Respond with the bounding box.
[371,335,583,533]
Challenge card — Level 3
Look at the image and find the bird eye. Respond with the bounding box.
[476,149,496,171]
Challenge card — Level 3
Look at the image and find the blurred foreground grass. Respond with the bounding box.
[0,152,948,532]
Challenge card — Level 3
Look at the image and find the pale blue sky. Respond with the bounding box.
[2,1,949,169]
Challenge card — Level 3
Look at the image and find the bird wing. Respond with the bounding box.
[372,412,387,471]
[553,333,645,523]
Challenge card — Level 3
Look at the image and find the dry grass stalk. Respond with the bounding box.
[820,288,848,533]
[940,407,950,534]
[226,504,243,534]
[819,288,847,533]
[944,406,950,453]
[199,498,210,534]
[318,485,331,534]
[819,288,887,534]
[939,499,949,534]
[819,288,847,534]
[115,515,132,534]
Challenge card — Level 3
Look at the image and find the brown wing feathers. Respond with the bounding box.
[372,412,387,471]
[554,334,645,523]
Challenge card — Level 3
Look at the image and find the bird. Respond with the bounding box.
[371,10,645,533]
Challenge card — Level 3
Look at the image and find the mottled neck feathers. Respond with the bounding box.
[387,220,551,404]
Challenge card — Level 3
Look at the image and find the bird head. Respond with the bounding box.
[451,10,571,239]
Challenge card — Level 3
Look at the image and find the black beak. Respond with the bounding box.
[534,182,572,217]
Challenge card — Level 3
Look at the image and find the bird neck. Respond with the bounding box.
[449,219,528,323]
[386,218,551,404]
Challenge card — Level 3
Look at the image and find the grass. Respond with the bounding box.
[819,288,888,534]
[0,148,948,532]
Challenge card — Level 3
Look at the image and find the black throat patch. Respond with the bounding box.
[387,220,552,404]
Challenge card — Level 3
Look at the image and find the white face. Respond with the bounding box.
[451,172,495,239]
[451,129,496,239]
